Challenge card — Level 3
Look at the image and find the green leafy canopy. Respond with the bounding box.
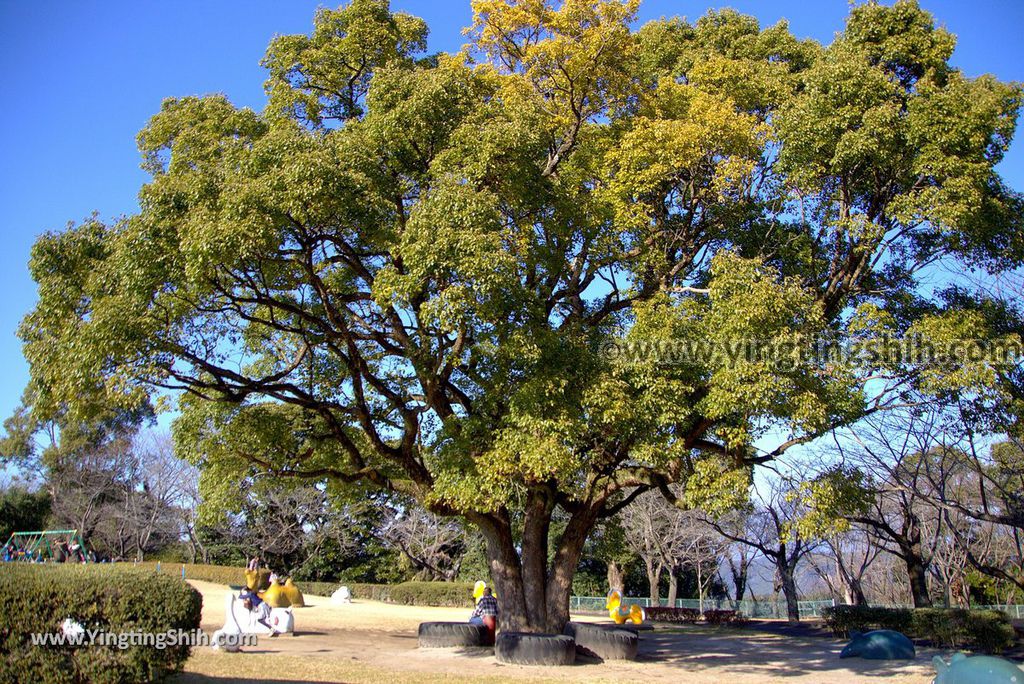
[11,0,1024,602]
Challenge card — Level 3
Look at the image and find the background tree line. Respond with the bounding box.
[5,0,1024,633]
[4,397,1021,620]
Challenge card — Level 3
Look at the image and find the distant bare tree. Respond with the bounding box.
[117,432,190,560]
[808,526,880,606]
[47,431,189,560]
[703,475,814,623]
[242,484,329,572]
[924,409,1024,594]
[48,437,135,552]
[620,491,669,605]
[662,510,727,613]
[619,490,728,610]
[718,510,758,603]
[860,551,912,605]
[833,409,950,607]
[379,505,469,581]
[177,462,208,563]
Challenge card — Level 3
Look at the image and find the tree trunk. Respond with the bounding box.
[667,565,679,607]
[777,562,800,623]
[836,554,868,606]
[607,560,625,595]
[697,562,705,616]
[645,558,663,607]
[729,558,748,603]
[545,506,599,631]
[480,516,531,632]
[846,577,867,606]
[905,554,933,608]
[474,499,599,633]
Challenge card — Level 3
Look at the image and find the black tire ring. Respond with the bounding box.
[563,622,639,660]
[495,632,576,666]
[417,622,487,648]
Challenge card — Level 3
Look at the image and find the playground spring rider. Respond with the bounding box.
[607,590,645,625]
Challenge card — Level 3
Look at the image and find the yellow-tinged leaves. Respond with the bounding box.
[682,459,752,516]
[16,0,1024,535]
[786,466,871,542]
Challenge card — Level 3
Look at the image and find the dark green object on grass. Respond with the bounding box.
[839,629,916,660]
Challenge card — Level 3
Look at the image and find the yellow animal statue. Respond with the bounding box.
[261,579,292,608]
[244,568,272,591]
[606,590,645,625]
[282,577,305,607]
[473,580,497,604]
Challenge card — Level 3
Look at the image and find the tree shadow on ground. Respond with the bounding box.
[174,677,338,684]
[636,628,939,679]
[447,645,496,659]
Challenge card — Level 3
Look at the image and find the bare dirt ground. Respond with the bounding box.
[173,580,949,684]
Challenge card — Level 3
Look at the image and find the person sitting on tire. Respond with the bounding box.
[469,587,499,626]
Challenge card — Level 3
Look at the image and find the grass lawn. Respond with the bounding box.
[174,580,940,684]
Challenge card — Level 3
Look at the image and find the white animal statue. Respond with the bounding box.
[61,618,85,641]
[331,585,352,604]
[211,591,294,651]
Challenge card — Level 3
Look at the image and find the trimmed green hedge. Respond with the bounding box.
[132,564,400,603]
[822,605,1016,653]
[822,605,912,636]
[348,583,393,602]
[645,607,701,623]
[388,582,475,607]
[296,581,337,598]
[644,607,746,626]
[292,580,473,606]
[300,581,471,606]
[134,562,270,590]
[0,564,202,683]
[703,609,746,626]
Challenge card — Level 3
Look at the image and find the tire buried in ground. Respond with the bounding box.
[417,622,487,648]
[495,632,576,666]
[563,622,639,660]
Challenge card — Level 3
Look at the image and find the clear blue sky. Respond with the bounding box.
[0,0,1022,425]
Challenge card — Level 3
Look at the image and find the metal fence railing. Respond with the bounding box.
[569,596,1024,620]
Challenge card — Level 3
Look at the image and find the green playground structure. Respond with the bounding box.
[1,529,90,562]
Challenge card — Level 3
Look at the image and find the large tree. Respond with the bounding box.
[14,0,1023,632]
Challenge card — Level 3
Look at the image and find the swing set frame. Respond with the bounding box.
[1,528,90,562]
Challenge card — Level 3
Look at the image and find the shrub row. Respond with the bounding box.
[703,609,746,626]
[292,580,385,599]
[221,578,472,607]
[299,581,473,606]
[133,564,472,606]
[388,582,476,607]
[133,561,273,589]
[347,582,393,602]
[822,605,910,635]
[645,607,701,623]
[643,607,745,626]
[0,564,202,683]
[822,605,1016,653]
[295,581,337,598]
